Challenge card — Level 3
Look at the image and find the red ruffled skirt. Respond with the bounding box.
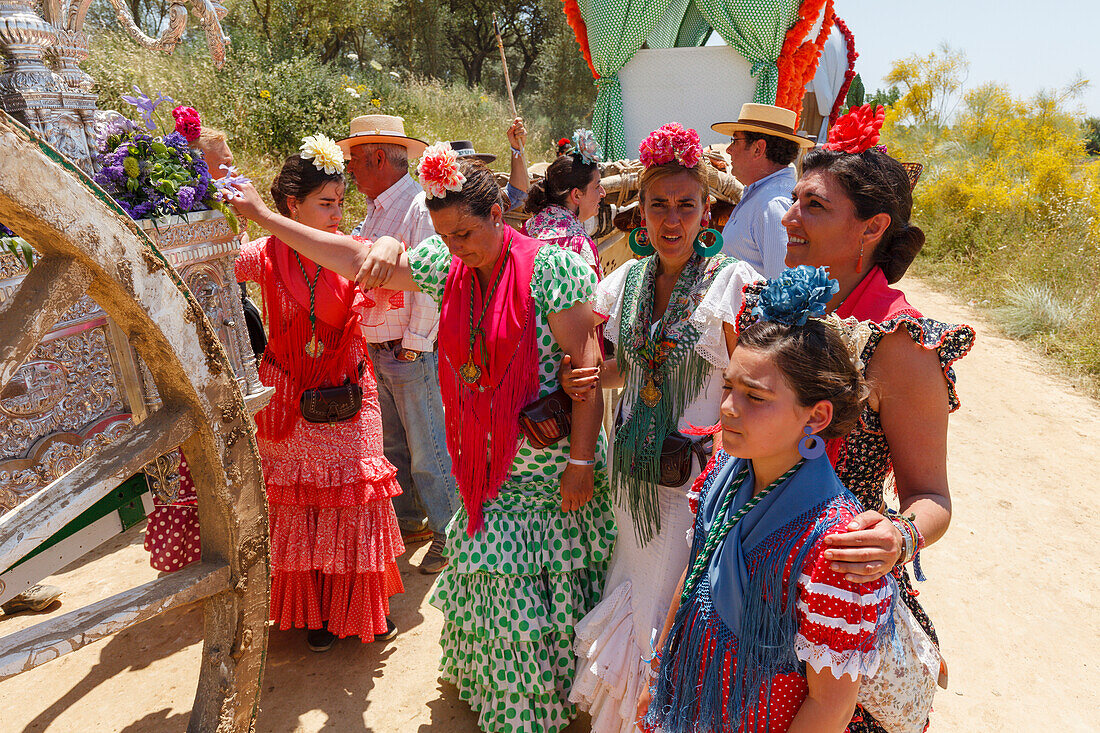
[259,371,405,642]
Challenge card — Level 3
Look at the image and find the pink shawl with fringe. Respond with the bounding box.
[438,226,541,536]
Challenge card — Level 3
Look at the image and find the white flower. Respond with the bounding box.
[345,87,360,98]
[300,134,345,174]
[346,52,359,61]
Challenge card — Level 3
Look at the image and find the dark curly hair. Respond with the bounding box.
[736,319,868,440]
[801,147,925,284]
[423,159,503,219]
[270,153,345,217]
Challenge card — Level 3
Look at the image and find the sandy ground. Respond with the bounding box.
[0,278,1097,733]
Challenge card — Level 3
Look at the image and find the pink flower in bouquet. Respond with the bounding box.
[639,122,703,169]
[172,106,202,143]
[823,104,886,154]
[417,143,466,199]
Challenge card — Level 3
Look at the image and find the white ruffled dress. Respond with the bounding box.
[569,255,760,733]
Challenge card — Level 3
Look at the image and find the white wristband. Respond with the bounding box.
[567,457,595,466]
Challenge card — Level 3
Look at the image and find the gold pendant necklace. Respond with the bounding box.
[639,374,662,407]
[305,335,324,358]
[459,360,482,384]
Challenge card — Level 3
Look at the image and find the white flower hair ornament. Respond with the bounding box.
[299,134,345,174]
[417,142,467,199]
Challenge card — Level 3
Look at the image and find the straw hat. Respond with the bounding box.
[448,140,496,164]
[711,104,815,148]
[336,115,428,160]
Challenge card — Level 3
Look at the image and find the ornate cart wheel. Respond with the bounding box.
[0,113,268,731]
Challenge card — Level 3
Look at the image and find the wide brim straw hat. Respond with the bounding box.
[711,103,816,149]
[448,140,496,164]
[337,114,428,160]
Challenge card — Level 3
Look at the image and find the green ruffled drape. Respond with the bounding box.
[693,0,802,104]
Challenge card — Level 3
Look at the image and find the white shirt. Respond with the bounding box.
[720,166,796,279]
[353,174,440,350]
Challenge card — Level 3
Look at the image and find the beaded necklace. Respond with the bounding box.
[458,238,511,384]
[292,251,324,357]
[681,459,805,604]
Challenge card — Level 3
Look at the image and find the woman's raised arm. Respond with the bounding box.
[228,181,418,291]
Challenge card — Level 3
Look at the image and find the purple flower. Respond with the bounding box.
[177,185,197,210]
[163,131,188,150]
[131,200,155,219]
[214,165,252,200]
[0,222,15,237]
[120,86,174,131]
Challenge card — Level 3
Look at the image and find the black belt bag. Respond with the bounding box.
[299,363,367,424]
[616,405,713,487]
[300,381,362,423]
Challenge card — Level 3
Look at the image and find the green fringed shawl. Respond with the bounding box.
[613,253,732,544]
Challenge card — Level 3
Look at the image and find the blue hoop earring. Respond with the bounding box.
[693,228,723,257]
[629,226,654,256]
[798,426,826,460]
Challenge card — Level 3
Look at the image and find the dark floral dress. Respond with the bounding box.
[738,282,976,732]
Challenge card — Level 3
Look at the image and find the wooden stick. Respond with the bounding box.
[492,13,518,118]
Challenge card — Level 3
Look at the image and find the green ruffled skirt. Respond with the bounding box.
[430,476,616,733]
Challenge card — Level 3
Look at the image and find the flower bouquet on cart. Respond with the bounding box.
[93,86,240,231]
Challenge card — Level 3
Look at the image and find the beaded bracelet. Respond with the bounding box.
[889,514,927,581]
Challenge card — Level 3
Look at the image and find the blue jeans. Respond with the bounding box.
[366,343,458,534]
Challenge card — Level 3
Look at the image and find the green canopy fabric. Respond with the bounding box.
[581,0,799,157]
[580,0,674,159]
[694,0,801,104]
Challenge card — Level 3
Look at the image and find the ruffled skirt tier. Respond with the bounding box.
[431,479,616,733]
[260,428,405,642]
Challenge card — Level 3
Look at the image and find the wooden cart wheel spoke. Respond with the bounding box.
[0,113,268,733]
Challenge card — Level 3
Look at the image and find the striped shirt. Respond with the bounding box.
[720,166,796,279]
[353,174,440,350]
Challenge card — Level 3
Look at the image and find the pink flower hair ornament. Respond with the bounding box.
[417,142,467,199]
[638,122,703,170]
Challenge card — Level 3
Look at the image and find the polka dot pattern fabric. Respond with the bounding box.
[144,452,201,572]
[411,240,618,733]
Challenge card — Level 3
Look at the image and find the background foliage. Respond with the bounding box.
[874,46,1100,392]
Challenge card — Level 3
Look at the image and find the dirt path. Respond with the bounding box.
[0,278,1096,732]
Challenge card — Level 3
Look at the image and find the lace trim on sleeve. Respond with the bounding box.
[690,259,762,368]
[795,635,882,681]
[864,316,977,412]
[594,259,638,346]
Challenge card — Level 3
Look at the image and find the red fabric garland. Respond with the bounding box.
[828,15,859,127]
[775,0,835,122]
[561,0,596,79]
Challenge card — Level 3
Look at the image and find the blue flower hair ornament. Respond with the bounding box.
[571,128,602,165]
[752,265,840,326]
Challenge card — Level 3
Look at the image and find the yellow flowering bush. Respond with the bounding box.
[880,62,1100,390]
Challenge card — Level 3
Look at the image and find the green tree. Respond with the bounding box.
[1083,117,1100,156]
[865,86,900,109]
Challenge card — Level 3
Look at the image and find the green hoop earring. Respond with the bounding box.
[693,228,723,257]
[629,226,654,256]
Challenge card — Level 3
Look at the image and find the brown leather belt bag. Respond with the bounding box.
[518,387,572,449]
[300,381,362,423]
[615,405,713,487]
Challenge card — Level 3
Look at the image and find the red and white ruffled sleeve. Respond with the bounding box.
[794,525,893,681]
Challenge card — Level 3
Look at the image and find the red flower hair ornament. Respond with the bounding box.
[823,104,886,154]
[638,122,702,169]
